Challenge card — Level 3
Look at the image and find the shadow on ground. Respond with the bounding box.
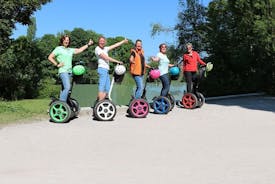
[206,95,275,113]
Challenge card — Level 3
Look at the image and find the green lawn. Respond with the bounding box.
[0,99,50,125]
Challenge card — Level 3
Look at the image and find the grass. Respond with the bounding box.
[0,99,50,126]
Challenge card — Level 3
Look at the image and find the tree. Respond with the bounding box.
[26,17,36,42]
[0,37,44,100]
[200,0,275,96]
[0,0,51,54]
[175,0,207,52]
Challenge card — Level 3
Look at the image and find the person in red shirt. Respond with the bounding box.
[182,43,206,93]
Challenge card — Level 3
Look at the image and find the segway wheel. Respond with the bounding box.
[152,96,171,114]
[128,99,149,118]
[166,93,175,111]
[49,101,72,123]
[195,92,205,108]
[93,99,116,121]
[182,93,198,109]
[70,98,80,117]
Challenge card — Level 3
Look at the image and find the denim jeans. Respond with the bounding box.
[59,72,72,102]
[159,73,170,96]
[97,67,110,93]
[133,75,144,99]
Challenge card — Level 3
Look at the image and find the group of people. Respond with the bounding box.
[48,35,206,103]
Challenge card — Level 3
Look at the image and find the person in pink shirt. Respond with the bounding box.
[182,43,206,93]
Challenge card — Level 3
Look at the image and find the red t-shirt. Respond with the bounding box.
[183,51,206,72]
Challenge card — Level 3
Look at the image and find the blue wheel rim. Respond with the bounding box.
[153,97,170,114]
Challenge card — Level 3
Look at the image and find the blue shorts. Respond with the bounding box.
[97,67,110,93]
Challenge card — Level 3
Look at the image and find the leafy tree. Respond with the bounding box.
[175,0,208,52]
[201,0,275,96]
[0,0,51,54]
[26,17,36,42]
[0,37,44,100]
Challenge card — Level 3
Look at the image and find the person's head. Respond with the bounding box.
[59,35,70,47]
[159,43,167,53]
[135,39,142,51]
[98,36,106,49]
[186,42,193,53]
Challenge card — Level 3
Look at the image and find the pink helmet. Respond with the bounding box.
[149,69,160,79]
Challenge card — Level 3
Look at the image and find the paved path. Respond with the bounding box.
[0,96,275,184]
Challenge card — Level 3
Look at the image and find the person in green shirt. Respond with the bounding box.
[48,35,93,101]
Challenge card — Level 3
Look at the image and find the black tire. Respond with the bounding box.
[70,98,80,117]
[166,93,175,111]
[152,96,171,114]
[181,93,198,109]
[93,99,116,121]
[128,99,150,118]
[195,92,205,108]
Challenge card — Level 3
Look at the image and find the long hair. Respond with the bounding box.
[59,35,70,46]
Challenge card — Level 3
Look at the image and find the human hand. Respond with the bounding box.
[57,62,64,68]
[88,39,93,46]
[123,38,128,43]
[118,61,123,65]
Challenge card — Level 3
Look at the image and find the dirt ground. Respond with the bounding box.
[0,96,274,184]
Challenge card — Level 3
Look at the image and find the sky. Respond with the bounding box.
[12,0,210,58]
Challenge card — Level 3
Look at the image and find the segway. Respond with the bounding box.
[149,69,172,114]
[93,64,126,121]
[127,69,158,118]
[49,63,85,123]
[181,62,213,109]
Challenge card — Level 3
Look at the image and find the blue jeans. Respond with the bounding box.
[97,67,110,93]
[59,72,72,102]
[159,73,170,96]
[133,75,144,99]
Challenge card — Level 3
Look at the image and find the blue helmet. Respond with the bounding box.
[169,66,180,76]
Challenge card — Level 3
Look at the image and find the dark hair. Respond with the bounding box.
[135,39,142,46]
[59,35,70,46]
[159,43,166,50]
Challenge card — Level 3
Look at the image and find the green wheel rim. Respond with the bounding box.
[49,103,70,123]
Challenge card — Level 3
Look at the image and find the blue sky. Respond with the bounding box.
[13,0,210,57]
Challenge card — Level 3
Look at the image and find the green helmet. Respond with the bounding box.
[72,65,85,75]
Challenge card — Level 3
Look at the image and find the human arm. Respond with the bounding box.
[74,39,93,54]
[196,52,206,66]
[151,56,160,62]
[48,53,64,68]
[108,38,128,51]
[98,52,123,64]
[129,51,135,64]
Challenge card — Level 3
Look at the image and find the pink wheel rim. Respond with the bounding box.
[129,99,149,118]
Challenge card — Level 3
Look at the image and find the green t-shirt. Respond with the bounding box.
[52,46,75,74]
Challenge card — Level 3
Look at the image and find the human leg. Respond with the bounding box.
[97,68,109,100]
[133,75,144,99]
[184,71,193,93]
[59,72,72,102]
[159,73,170,96]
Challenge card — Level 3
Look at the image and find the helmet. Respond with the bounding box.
[149,69,160,79]
[72,65,85,75]
[114,65,126,75]
[169,66,180,76]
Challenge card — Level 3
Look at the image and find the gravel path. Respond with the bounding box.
[0,96,275,184]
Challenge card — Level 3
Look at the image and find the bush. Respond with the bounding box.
[38,78,60,99]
